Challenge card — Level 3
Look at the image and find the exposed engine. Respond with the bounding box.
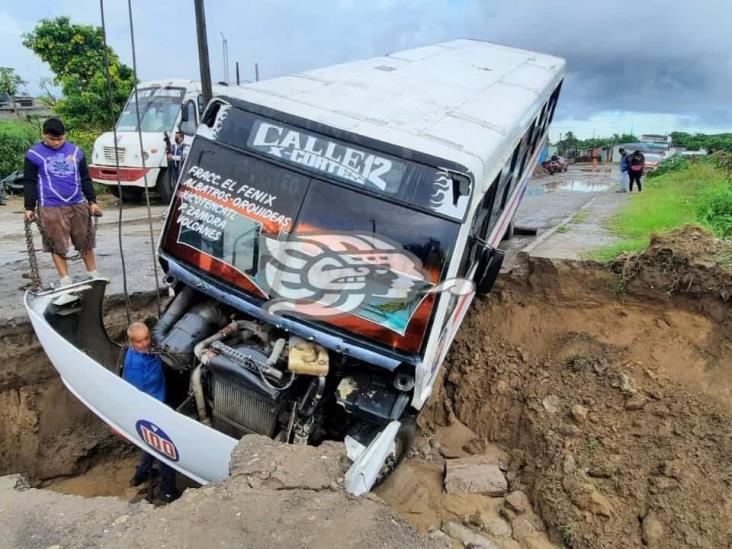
[150,288,414,449]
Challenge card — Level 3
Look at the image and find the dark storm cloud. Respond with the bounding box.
[473,1,732,126]
[3,0,730,129]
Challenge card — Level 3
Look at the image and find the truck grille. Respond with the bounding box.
[103,146,126,163]
[212,377,278,437]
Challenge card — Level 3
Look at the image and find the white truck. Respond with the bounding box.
[88,79,227,203]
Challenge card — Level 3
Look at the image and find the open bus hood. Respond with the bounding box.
[24,280,237,484]
[24,279,400,495]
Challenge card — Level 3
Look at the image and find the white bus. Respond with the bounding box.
[88,79,228,203]
[27,40,565,495]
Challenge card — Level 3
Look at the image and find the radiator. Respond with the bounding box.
[212,376,278,437]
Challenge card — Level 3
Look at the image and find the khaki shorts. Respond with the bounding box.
[38,203,95,256]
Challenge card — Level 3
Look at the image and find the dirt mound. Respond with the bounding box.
[613,225,732,315]
[0,436,441,549]
[0,292,162,481]
[415,256,732,548]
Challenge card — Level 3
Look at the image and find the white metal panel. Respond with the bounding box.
[24,289,238,484]
[502,63,560,93]
[455,83,539,135]
[223,40,565,173]
[387,44,452,61]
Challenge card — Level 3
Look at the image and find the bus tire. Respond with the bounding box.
[107,185,143,203]
[157,168,175,204]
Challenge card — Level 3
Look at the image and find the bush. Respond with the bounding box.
[648,154,689,178]
[0,120,40,177]
[67,128,98,159]
[697,181,732,238]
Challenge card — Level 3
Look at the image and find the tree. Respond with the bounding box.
[37,76,59,107]
[0,67,26,96]
[22,16,134,129]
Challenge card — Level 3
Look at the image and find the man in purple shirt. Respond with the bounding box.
[22,118,103,286]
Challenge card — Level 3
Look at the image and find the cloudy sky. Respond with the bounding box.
[2,0,730,139]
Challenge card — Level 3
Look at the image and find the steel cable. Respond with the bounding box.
[127,0,162,317]
[99,0,131,323]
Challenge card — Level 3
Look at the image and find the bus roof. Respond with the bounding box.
[220,39,565,185]
[136,79,200,89]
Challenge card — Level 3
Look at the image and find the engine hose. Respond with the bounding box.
[236,320,270,343]
[210,340,284,381]
[190,364,210,425]
[193,320,239,364]
[267,338,286,367]
[298,375,326,417]
[151,286,197,345]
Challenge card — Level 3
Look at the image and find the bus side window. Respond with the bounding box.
[459,174,500,276]
[545,81,563,126]
[494,149,517,217]
[179,100,198,135]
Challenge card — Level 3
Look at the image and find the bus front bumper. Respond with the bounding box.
[23,280,237,484]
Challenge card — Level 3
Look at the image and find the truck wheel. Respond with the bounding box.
[157,168,175,204]
[106,185,143,203]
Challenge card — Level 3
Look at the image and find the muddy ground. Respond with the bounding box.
[0,292,162,481]
[382,227,731,548]
[1,227,730,548]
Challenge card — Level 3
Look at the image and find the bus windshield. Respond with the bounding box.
[162,134,460,353]
[116,87,185,133]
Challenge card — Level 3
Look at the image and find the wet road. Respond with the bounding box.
[0,196,167,319]
[515,163,617,230]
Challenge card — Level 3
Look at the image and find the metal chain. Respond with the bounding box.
[24,220,42,291]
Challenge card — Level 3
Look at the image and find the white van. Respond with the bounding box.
[27,40,565,494]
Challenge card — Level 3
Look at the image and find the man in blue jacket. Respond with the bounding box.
[124,322,180,502]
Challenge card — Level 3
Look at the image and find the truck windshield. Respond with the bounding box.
[116,87,185,133]
[163,133,460,354]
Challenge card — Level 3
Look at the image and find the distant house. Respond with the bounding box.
[0,94,52,121]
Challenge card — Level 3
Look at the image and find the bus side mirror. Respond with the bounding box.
[475,246,504,295]
[180,103,190,123]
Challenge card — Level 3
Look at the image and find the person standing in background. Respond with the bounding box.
[617,148,629,192]
[167,130,188,184]
[628,150,645,192]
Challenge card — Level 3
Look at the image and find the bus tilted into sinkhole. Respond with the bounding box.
[26,39,565,494]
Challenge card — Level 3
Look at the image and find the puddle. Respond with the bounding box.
[543,180,611,193]
[523,179,611,196]
[524,188,545,197]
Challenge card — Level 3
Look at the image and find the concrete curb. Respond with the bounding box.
[518,190,611,260]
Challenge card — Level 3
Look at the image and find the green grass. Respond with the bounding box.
[556,224,569,233]
[594,162,731,260]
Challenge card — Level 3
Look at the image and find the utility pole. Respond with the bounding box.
[235,61,240,85]
[194,0,213,105]
[254,62,260,82]
[220,32,229,83]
